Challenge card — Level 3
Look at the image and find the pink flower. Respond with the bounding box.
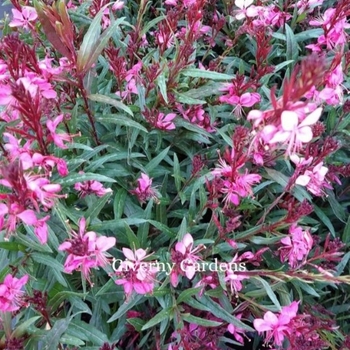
[318,64,344,105]
[177,104,216,132]
[130,173,157,203]
[211,147,262,205]
[252,5,290,27]
[0,274,29,312]
[248,109,265,127]
[112,0,124,11]
[59,218,116,285]
[224,253,250,294]
[17,75,57,99]
[34,215,50,244]
[9,6,37,30]
[279,224,313,268]
[74,172,112,198]
[25,175,62,209]
[3,133,33,170]
[46,114,74,149]
[219,81,261,117]
[0,84,13,106]
[235,0,259,20]
[254,302,299,346]
[156,112,176,131]
[0,203,41,238]
[228,314,246,344]
[170,233,204,287]
[194,274,219,296]
[268,108,322,155]
[221,92,261,117]
[32,153,69,177]
[116,78,138,99]
[114,248,159,299]
[296,0,324,14]
[225,267,248,294]
[308,8,350,49]
[295,162,331,196]
[38,56,65,79]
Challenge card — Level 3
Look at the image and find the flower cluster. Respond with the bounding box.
[114,248,159,300]
[58,218,116,285]
[0,274,28,312]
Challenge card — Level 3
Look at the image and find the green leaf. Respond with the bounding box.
[141,307,173,331]
[326,190,346,223]
[141,15,165,35]
[49,291,88,313]
[181,68,235,80]
[126,318,146,332]
[83,17,126,75]
[114,188,128,219]
[185,81,222,99]
[41,318,72,350]
[88,94,134,117]
[145,147,170,173]
[313,205,336,237]
[175,119,212,140]
[199,296,254,331]
[84,192,113,221]
[67,320,109,346]
[148,220,176,239]
[59,335,85,347]
[335,252,350,276]
[175,91,206,105]
[294,28,323,42]
[96,114,147,133]
[86,152,145,172]
[177,287,202,304]
[95,279,116,296]
[124,223,140,249]
[76,4,105,72]
[264,168,312,202]
[0,242,26,252]
[291,280,320,298]
[182,314,222,327]
[173,153,182,192]
[157,72,168,104]
[76,4,125,75]
[253,277,281,310]
[274,60,294,73]
[18,229,53,253]
[343,216,350,246]
[11,316,41,338]
[91,218,148,231]
[108,294,144,322]
[55,172,116,187]
[285,23,298,63]
[31,253,67,287]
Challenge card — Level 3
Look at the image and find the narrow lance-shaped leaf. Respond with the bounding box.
[89,94,134,117]
[76,4,126,75]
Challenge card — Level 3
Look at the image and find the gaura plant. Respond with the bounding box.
[0,0,350,349]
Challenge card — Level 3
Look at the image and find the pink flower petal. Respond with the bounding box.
[123,248,135,261]
[17,210,37,225]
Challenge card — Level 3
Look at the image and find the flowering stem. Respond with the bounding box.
[0,312,12,338]
[166,175,195,213]
[77,75,100,146]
